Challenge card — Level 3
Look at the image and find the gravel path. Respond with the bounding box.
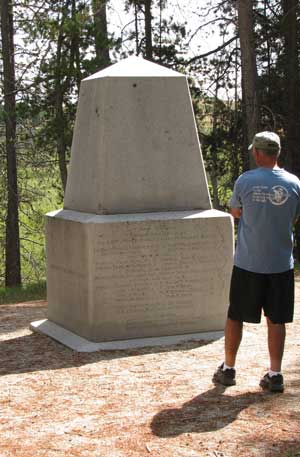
[0,280,300,457]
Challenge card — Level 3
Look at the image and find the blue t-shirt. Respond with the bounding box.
[230,167,300,273]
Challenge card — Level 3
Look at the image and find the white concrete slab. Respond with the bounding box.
[30,319,224,352]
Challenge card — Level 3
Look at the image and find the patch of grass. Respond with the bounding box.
[0,281,47,305]
[1,164,63,286]
[18,165,63,284]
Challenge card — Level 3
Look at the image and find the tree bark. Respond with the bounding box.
[231,37,241,183]
[54,23,68,192]
[1,0,22,286]
[54,0,82,193]
[71,0,82,92]
[158,0,162,61]
[210,73,221,210]
[281,0,300,176]
[134,1,140,56]
[144,0,153,60]
[237,0,260,170]
[92,0,110,70]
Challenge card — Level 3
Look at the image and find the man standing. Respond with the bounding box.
[213,131,300,392]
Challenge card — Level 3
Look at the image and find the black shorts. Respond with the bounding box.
[228,266,294,324]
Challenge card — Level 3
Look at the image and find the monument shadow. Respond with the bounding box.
[0,330,217,377]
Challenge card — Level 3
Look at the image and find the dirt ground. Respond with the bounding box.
[1,281,300,457]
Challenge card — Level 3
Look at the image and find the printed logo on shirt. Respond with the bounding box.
[269,185,289,205]
[252,185,289,205]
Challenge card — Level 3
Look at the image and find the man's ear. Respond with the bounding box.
[252,147,259,163]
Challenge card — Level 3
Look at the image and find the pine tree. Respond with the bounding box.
[1,0,22,286]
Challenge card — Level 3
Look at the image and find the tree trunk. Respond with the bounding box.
[71,0,82,92]
[54,24,68,193]
[281,0,300,176]
[134,1,139,55]
[210,73,221,210]
[237,0,260,170]
[144,0,153,60]
[92,0,110,70]
[55,86,68,192]
[231,37,241,185]
[1,0,21,286]
[158,0,162,62]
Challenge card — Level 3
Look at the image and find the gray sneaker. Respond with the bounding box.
[213,363,236,386]
[259,373,284,393]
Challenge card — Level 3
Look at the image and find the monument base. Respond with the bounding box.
[30,319,223,352]
[45,209,234,342]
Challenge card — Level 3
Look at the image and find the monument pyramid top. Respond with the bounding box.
[84,56,183,80]
[64,56,211,214]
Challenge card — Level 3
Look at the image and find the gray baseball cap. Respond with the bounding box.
[248,131,281,154]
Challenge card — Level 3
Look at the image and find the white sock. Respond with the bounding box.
[222,362,235,371]
[268,370,281,377]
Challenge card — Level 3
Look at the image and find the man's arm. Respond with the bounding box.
[230,207,242,219]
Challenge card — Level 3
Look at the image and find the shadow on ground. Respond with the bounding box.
[0,301,222,376]
[151,384,269,435]
[0,328,216,376]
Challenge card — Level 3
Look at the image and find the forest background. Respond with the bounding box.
[0,0,299,292]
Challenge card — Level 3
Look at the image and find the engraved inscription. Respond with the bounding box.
[92,219,230,331]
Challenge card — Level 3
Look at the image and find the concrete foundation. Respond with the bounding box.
[45,209,233,342]
[30,319,224,352]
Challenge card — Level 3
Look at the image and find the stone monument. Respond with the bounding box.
[31,56,234,349]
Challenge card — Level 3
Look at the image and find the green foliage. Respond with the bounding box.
[192,90,243,209]
[18,163,63,284]
[0,112,63,286]
[2,0,299,289]
[0,281,46,305]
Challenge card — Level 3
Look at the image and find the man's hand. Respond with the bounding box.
[231,207,242,219]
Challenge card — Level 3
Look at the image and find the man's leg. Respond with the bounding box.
[259,317,285,392]
[225,318,243,367]
[213,266,249,386]
[266,317,286,372]
[213,318,243,386]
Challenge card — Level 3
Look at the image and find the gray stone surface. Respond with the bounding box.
[32,57,235,347]
[45,209,233,342]
[30,319,224,352]
[64,56,211,214]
